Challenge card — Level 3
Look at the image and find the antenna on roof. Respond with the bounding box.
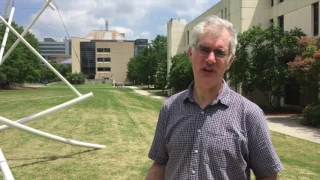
[105,20,108,30]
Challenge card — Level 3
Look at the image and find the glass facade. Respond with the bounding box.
[80,42,96,79]
[134,39,148,56]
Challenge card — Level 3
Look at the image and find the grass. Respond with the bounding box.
[0,84,319,179]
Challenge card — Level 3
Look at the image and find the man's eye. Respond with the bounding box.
[214,49,227,57]
[199,46,210,52]
[200,48,210,53]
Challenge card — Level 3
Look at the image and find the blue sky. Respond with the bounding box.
[0,0,220,42]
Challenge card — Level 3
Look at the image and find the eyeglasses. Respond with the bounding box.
[194,44,229,60]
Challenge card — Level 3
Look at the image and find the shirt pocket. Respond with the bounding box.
[205,135,245,168]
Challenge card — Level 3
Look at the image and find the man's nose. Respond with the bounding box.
[205,51,216,64]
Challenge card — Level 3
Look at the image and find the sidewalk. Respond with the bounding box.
[266,115,320,143]
[128,86,320,144]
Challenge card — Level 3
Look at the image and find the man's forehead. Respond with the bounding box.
[197,28,230,46]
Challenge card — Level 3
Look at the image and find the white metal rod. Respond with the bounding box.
[0,16,83,97]
[0,7,15,64]
[0,93,93,132]
[0,148,14,180]
[44,0,56,10]
[0,116,106,149]
[1,0,53,65]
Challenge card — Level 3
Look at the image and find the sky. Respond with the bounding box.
[0,0,220,42]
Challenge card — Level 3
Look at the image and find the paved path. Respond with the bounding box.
[127,86,320,144]
[266,115,320,143]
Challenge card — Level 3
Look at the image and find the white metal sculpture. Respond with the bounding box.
[0,148,14,180]
[0,0,106,149]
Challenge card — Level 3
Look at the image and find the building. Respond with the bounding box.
[134,39,148,56]
[71,23,148,83]
[167,0,320,107]
[39,37,71,63]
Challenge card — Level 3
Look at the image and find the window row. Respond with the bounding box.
[97,48,110,53]
[97,57,111,62]
[97,67,111,72]
[271,0,284,6]
[269,2,318,36]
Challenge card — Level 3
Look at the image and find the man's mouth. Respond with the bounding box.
[202,68,214,73]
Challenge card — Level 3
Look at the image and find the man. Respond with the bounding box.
[146,15,283,180]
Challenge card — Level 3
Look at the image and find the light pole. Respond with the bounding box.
[148,75,150,89]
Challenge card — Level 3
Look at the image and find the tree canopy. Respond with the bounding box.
[167,52,193,92]
[0,21,41,87]
[288,36,320,101]
[127,35,167,91]
[228,25,305,108]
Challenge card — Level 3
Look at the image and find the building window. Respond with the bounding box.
[97,48,111,53]
[271,0,273,6]
[278,15,284,30]
[97,57,111,62]
[225,8,227,20]
[279,0,284,3]
[97,67,111,71]
[270,19,274,25]
[313,2,319,36]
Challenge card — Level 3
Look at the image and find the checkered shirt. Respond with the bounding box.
[148,80,284,180]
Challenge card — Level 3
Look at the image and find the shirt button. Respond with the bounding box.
[194,150,198,154]
[192,170,196,174]
[201,111,204,114]
[197,129,201,133]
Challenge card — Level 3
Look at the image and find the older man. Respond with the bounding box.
[146,15,283,180]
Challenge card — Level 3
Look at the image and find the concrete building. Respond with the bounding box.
[39,37,71,63]
[167,0,320,107]
[71,25,147,83]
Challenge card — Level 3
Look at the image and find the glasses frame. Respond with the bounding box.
[193,44,229,60]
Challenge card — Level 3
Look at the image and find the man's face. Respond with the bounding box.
[188,28,234,89]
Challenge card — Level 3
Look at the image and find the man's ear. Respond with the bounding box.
[227,54,236,69]
[188,47,193,62]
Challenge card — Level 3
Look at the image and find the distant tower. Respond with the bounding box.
[105,20,108,31]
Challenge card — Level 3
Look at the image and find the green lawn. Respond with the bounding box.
[0,84,319,179]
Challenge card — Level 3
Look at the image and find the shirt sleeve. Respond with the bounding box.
[246,104,284,177]
[148,104,169,164]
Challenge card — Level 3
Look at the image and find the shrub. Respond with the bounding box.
[301,101,320,126]
[66,72,86,84]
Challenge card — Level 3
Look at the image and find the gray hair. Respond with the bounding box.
[190,15,237,59]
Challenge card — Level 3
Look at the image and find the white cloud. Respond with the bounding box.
[140,31,151,39]
[159,24,167,35]
[24,0,219,41]
[110,26,134,40]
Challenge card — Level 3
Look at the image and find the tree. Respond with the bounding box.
[228,25,305,108]
[40,63,71,83]
[151,35,167,93]
[288,36,320,126]
[127,35,167,88]
[0,21,41,87]
[288,36,320,101]
[167,52,193,92]
[66,72,85,84]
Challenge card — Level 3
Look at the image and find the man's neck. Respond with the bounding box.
[193,81,223,110]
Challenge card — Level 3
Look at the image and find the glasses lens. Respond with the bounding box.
[196,45,228,59]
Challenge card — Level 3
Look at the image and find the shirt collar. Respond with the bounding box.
[183,79,231,107]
